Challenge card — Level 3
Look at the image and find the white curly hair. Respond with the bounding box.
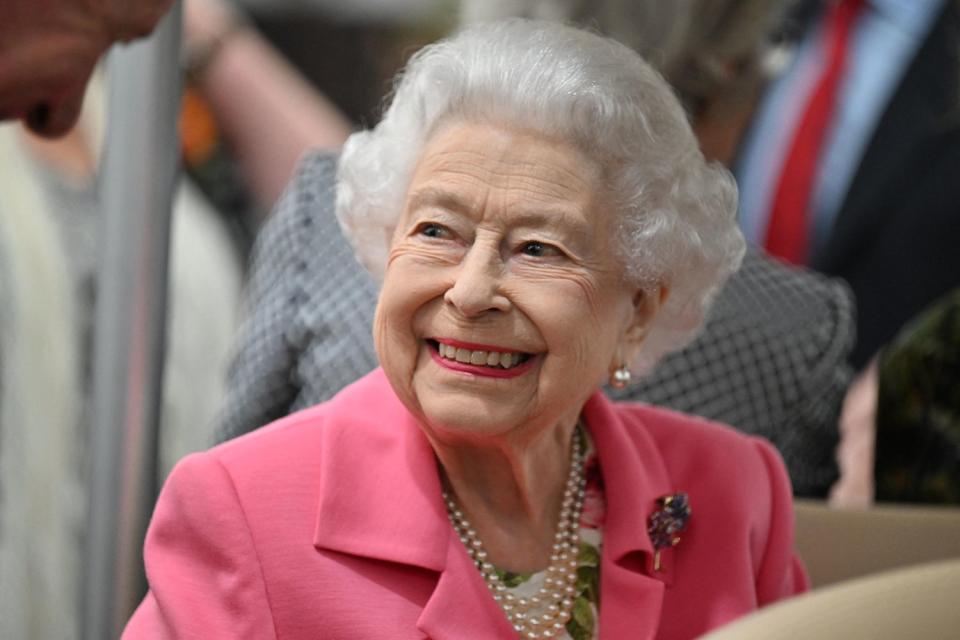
[335,18,745,373]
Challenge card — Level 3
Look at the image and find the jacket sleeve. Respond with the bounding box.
[752,438,811,604]
[122,453,278,639]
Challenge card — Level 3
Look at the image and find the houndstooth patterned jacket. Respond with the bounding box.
[217,151,855,496]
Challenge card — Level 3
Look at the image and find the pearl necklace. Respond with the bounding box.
[443,430,586,639]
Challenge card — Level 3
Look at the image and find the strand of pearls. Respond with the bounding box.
[443,430,586,639]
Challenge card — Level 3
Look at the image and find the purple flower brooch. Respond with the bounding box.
[647,493,691,571]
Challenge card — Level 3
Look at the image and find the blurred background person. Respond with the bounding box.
[0,70,243,638]
[0,0,364,635]
[182,0,353,213]
[733,0,960,507]
[179,0,357,261]
[461,0,788,164]
[735,0,960,369]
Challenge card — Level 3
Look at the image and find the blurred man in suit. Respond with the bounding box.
[736,0,960,368]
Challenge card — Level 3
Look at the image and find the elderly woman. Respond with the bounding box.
[124,19,806,639]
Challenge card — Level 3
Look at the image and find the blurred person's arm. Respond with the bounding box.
[184,0,352,211]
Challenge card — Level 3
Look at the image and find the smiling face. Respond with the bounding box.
[375,121,656,445]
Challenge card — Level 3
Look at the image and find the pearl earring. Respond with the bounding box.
[610,364,631,389]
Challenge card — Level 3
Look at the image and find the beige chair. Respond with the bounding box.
[700,558,960,639]
[794,499,960,587]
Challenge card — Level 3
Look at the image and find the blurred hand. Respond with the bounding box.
[829,359,879,508]
[0,0,173,137]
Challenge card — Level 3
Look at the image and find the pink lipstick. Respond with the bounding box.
[427,339,537,379]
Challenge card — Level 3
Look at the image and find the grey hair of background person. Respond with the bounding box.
[460,0,793,103]
[335,19,745,373]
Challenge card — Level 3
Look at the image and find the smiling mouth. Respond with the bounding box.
[427,339,533,370]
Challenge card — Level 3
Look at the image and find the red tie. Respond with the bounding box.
[764,0,865,264]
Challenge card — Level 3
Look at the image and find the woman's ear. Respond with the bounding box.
[622,283,668,351]
[608,284,667,385]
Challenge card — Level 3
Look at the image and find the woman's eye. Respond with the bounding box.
[417,223,449,239]
[520,241,560,258]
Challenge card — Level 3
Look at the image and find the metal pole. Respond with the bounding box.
[82,4,182,638]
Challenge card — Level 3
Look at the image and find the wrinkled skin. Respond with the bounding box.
[0,0,173,137]
[376,121,661,447]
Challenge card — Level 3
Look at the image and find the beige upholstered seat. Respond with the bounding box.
[701,558,960,639]
[794,499,960,587]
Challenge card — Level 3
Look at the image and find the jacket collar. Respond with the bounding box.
[312,370,675,638]
[312,370,449,573]
[311,371,515,637]
[581,391,675,639]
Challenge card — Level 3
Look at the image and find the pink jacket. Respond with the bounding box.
[124,369,807,639]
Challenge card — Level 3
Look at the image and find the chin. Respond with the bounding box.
[416,395,529,441]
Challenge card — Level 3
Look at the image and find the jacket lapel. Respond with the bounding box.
[583,392,676,639]
[416,536,519,639]
[311,371,679,638]
[311,371,515,638]
[312,386,449,572]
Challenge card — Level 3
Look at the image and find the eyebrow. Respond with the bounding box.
[508,209,591,236]
[406,187,592,236]
[406,187,473,217]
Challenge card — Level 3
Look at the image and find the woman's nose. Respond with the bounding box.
[443,244,511,317]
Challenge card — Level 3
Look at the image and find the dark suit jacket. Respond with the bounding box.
[809,0,960,368]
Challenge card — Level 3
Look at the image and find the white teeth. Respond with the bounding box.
[436,342,525,369]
